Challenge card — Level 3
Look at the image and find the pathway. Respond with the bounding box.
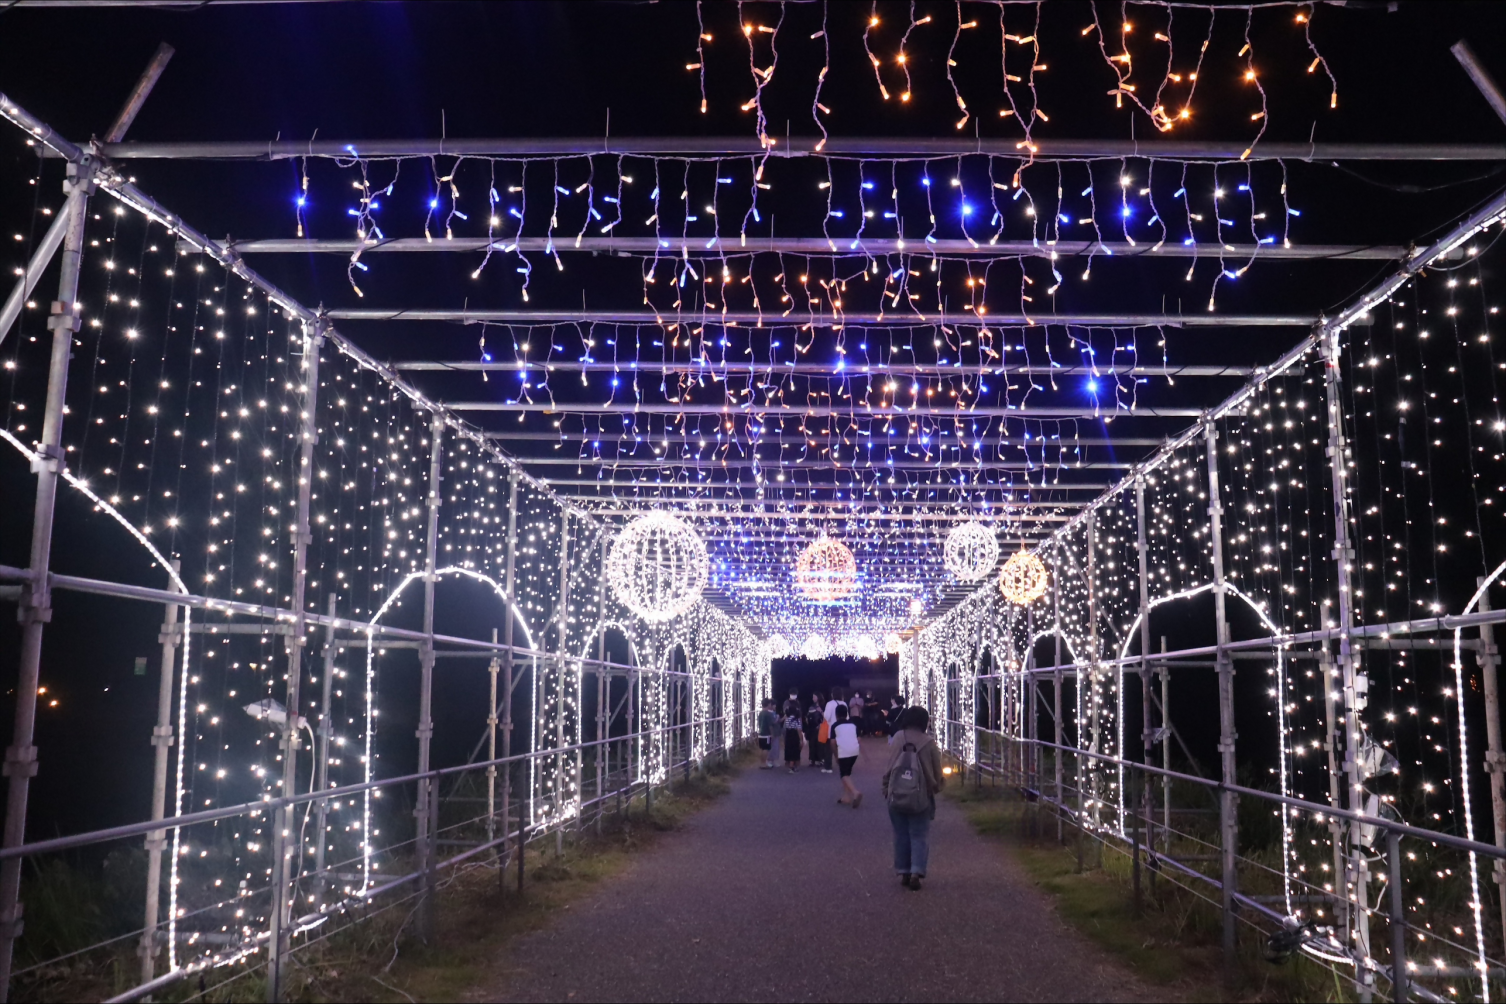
[471,736,1158,1003]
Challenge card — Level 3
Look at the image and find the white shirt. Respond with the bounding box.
[823,699,847,725]
[833,721,860,759]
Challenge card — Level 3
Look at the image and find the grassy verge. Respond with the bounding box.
[15,750,752,1003]
[944,775,1350,1004]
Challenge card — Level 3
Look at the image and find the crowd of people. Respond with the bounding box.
[753,686,944,891]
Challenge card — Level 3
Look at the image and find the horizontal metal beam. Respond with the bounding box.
[488,431,1167,447]
[328,308,1318,328]
[401,361,1254,378]
[510,457,1133,469]
[196,236,1426,262]
[82,137,1506,161]
[449,401,1201,418]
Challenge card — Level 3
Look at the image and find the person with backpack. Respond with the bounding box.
[831,704,863,808]
[804,694,826,769]
[881,706,943,890]
[757,698,779,769]
[781,699,807,772]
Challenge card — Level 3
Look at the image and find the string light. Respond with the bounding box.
[795,533,858,602]
[606,512,709,622]
[943,520,1000,581]
[998,548,1049,604]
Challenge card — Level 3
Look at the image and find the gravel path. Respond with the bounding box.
[470,736,1158,1003]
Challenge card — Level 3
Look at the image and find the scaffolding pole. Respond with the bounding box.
[138,561,181,989]
[415,413,444,940]
[1204,419,1239,984]
[312,593,338,910]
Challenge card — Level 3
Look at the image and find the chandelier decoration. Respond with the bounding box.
[943,521,1000,583]
[764,634,792,660]
[794,534,857,602]
[998,550,1050,606]
[606,513,709,622]
[883,632,903,654]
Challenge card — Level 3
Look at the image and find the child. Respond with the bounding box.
[831,704,862,807]
[757,698,778,769]
[781,700,806,772]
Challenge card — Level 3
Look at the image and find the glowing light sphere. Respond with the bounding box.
[795,534,857,602]
[998,549,1050,605]
[801,633,832,660]
[943,521,1000,582]
[855,635,882,661]
[606,513,708,622]
[883,632,903,654]
[765,634,792,660]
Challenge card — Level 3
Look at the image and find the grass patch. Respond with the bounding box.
[14,750,752,1003]
[944,776,1350,1004]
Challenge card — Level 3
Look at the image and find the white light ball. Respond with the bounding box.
[884,631,903,654]
[855,635,881,661]
[795,535,857,602]
[606,513,708,622]
[765,634,792,660]
[944,521,1000,582]
[999,550,1050,605]
[800,634,831,660]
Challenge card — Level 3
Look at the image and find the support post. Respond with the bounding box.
[1388,830,1409,1003]
[556,509,570,851]
[312,593,337,910]
[1475,581,1506,958]
[0,154,90,1001]
[267,317,324,1003]
[138,561,182,989]
[1324,325,1373,1001]
[1085,514,1101,862]
[1131,769,1143,917]
[1205,419,1239,984]
[1132,475,1156,873]
[487,628,500,851]
[1052,539,1064,845]
[595,536,608,834]
[502,470,519,894]
[414,413,443,940]
[1160,637,1170,855]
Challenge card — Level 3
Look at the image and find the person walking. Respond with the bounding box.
[882,706,943,890]
[781,700,806,772]
[757,698,779,769]
[831,704,863,808]
[885,695,907,739]
[821,687,848,773]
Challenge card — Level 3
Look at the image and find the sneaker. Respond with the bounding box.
[822,768,833,774]
[788,767,796,773]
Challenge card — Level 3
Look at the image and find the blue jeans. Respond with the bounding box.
[889,807,932,876]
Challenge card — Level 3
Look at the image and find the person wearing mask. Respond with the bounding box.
[821,687,848,774]
[757,698,779,769]
[831,704,863,808]
[882,706,943,890]
[848,691,866,735]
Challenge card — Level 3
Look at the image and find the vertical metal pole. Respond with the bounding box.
[268,317,324,1002]
[1324,327,1373,1001]
[502,470,518,893]
[595,536,607,834]
[1135,478,1156,892]
[1205,419,1238,983]
[1388,830,1409,1002]
[1161,637,1170,853]
[1053,539,1064,845]
[139,561,182,988]
[312,593,337,910]
[1131,770,1143,917]
[0,157,91,1001]
[487,628,499,850]
[1085,514,1100,862]
[414,413,443,940]
[556,509,570,854]
[1474,581,1506,957]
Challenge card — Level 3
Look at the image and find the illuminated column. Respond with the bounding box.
[414,412,443,939]
[269,317,324,1000]
[1135,476,1153,848]
[1323,327,1374,998]
[1204,419,1238,978]
[595,535,608,826]
[486,628,500,848]
[501,470,519,885]
[1052,538,1064,844]
[1085,513,1101,838]
[139,561,183,988]
[313,592,338,910]
[0,157,90,999]
[1475,586,1506,958]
